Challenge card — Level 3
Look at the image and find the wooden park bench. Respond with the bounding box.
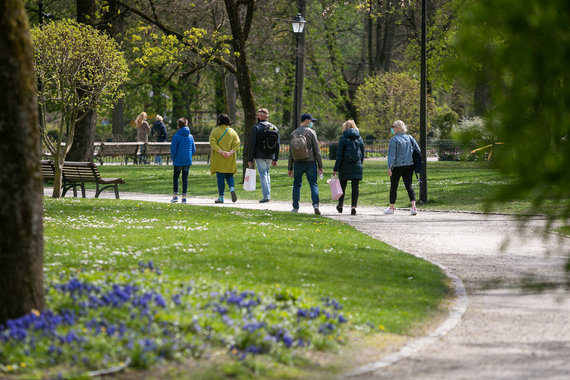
[194,142,212,163]
[144,142,172,164]
[97,142,141,165]
[41,160,125,199]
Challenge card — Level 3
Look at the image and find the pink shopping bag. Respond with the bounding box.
[327,177,343,200]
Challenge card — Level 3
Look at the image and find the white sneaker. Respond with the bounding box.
[383,207,394,215]
[410,207,417,216]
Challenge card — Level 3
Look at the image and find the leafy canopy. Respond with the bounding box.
[31,19,129,129]
[354,72,435,139]
[452,0,570,220]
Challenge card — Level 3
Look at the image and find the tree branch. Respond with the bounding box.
[117,1,237,75]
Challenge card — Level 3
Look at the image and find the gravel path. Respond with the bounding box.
[49,189,570,379]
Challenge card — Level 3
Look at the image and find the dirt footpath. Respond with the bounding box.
[336,210,570,380]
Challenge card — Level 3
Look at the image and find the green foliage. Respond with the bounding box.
[31,19,129,126]
[451,0,570,221]
[354,72,435,139]
[431,106,459,139]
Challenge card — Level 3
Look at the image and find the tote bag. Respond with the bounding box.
[327,176,343,200]
[243,168,256,191]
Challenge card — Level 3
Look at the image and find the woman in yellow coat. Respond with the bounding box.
[209,114,241,203]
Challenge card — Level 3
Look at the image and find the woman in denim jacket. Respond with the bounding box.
[384,120,420,216]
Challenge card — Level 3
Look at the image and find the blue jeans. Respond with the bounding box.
[255,158,273,199]
[292,161,319,209]
[216,172,235,197]
[173,166,189,195]
[155,155,162,164]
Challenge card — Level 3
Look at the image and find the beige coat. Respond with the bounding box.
[137,120,151,142]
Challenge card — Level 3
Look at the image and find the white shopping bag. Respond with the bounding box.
[243,168,256,191]
[327,176,343,200]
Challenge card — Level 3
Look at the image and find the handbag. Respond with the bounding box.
[327,176,343,200]
[243,168,256,191]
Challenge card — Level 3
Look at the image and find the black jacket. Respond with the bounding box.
[333,128,365,180]
[152,121,167,142]
[246,120,280,162]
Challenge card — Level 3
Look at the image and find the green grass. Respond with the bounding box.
[14,198,450,378]
[86,160,563,215]
[44,199,447,332]
[555,226,570,237]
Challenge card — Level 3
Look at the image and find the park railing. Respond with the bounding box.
[42,139,478,165]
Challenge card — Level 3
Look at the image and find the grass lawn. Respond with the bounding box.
[90,160,562,215]
[1,199,449,379]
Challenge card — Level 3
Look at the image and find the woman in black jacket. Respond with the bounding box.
[332,120,365,215]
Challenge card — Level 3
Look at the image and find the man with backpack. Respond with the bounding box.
[246,108,280,203]
[287,113,324,215]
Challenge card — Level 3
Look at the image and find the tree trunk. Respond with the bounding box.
[112,97,125,140]
[0,0,45,325]
[67,109,96,161]
[225,73,237,127]
[223,0,257,173]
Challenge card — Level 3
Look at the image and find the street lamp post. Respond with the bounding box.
[419,0,428,202]
[291,13,306,129]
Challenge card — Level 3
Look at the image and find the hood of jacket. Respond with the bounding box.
[176,126,191,137]
[343,128,360,140]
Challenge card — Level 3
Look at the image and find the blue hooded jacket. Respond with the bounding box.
[170,126,196,166]
[333,128,365,181]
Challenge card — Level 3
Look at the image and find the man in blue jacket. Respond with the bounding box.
[170,117,196,203]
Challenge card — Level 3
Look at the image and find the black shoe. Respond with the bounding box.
[259,198,270,203]
[215,198,224,204]
[231,190,237,203]
[314,208,321,215]
[351,208,357,215]
[336,205,343,214]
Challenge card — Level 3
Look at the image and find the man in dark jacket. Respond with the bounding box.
[246,108,279,203]
[152,115,168,164]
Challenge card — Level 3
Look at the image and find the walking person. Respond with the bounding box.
[288,113,324,215]
[170,117,196,204]
[246,108,280,203]
[332,120,365,215]
[135,111,151,164]
[384,120,420,215]
[209,114,240,204]
[152,114,168,164]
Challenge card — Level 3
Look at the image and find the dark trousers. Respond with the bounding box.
[173,166,189,194]
[338,179,360,208]
[390,165,415,204]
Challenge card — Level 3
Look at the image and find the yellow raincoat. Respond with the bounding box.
[209,125,241,175]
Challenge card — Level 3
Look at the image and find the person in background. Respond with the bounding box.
[152,114,168,164]
[246,108,280,203]
[384,119,420,216]
[170,117,195,204]
[135,111,151,164]
[287,113,323,215]
[209,114,241,204]
[332,120,365,215]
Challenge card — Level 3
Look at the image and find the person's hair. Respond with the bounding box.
[177,117,188,128]
[135,112,147,128]
[156,115,163,122]
[342,120,358,132]
[393,120,407,133]
[217,113,232,126]
[257,108,269,116]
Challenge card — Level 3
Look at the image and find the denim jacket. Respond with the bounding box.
[387,133,420,169]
